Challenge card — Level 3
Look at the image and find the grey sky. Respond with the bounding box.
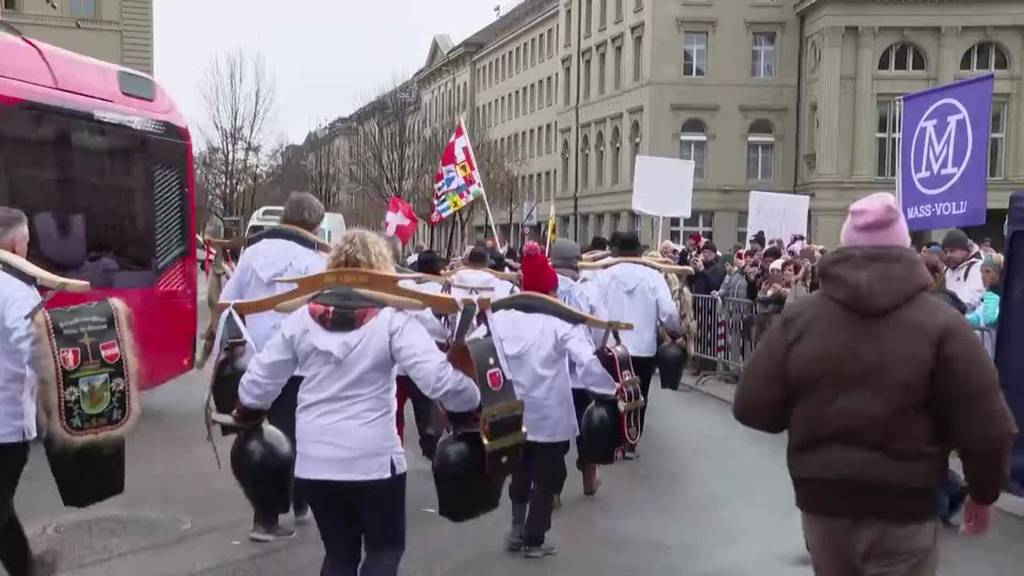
[153,0,500,146]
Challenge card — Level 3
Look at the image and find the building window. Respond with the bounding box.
[679,119,707,180]
[564,63,572,106]
[961,42,1010,72]
[599,0,607,28]
[583,56,592,100]
[683,32,708,78]
[547,29,554,58]
[878,43,926,72]
[630,120,642,180]
[531,38,537,66]
[561,141,570,194]
[539,35,545,63]
[875,99,901,179]
[581,134,591,190]
[545,172,552,202]
[633,34,643,83]
[746,119,775,182]
[596,131,606,187]
[611,127,622,185]
[615,0,624,21]
[585,0,593,37]
[546,123,553,154]
[565,7,573,47]
[547,76,553,106]
[669,212,714,245]
[530,84,536,112]
[598,50,607,96]
[501,54,507,81]
[614,44,623,90]
[70,0,96,17]
[737,212,748,246]
[3,0,20,12]
[990,101,1007,180]
[751,32,776,79]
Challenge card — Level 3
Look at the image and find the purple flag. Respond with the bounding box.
[900,74,993,231]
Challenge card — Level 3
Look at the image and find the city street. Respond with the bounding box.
[13,362,1024,575]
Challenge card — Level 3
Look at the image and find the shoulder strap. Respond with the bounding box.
[0,262,38,288]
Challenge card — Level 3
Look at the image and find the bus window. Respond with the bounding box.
[0,105,188,289]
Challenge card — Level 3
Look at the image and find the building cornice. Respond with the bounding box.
[2,12,121,31]
[798,0,985,15]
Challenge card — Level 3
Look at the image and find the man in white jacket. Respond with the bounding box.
[0,207,56,576]
[942,229,985,312]
[219,192,328,542]
[490,242,617,559]
[449,247,515,298]
[584,232,681,458]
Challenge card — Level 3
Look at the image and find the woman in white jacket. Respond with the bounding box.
[234,230,481,576]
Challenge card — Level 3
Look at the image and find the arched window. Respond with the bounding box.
[561,140,570,193]
[746,119,774,182]
[611,127,621,185]
[595,131,606,188]
[961,42,1009,72]
[878,42,926,72]
[581,134,591,190]
[679,118,707,180]
[630,121,642,181]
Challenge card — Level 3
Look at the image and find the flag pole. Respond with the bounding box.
[459,116,503,250]
[545,201,556,255]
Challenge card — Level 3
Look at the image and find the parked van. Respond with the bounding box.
[245,205,346,244]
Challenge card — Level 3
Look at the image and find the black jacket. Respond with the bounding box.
[692,260,726,295]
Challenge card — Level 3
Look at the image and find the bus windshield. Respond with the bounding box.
[0,105,189,289]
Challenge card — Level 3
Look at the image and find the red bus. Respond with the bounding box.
[0,24,196,390]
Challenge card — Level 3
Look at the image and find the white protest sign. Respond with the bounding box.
[631,155,694,218]
[745,191,810,246]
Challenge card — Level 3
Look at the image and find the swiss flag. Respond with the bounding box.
[384,196,419,246]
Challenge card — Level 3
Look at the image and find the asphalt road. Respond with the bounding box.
[12,366,1024,576]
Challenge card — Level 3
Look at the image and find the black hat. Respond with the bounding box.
[616,232,642,257]
[763,246,783,260]
[609,231,624,249]
[701,242,718,255]
[588,236,608,252]
[415,250,444,276]
[941,229,970,251]
[751,231,766,248]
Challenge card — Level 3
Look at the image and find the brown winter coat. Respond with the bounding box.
[734,246,1017,522]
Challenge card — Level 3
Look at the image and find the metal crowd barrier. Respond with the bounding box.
[691,294,759,386]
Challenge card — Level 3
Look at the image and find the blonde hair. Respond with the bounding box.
[327,229,395,272]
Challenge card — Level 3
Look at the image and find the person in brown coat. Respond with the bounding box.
[734,193,1017,576]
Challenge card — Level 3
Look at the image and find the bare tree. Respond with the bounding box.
[197,50,277,222]
[349,81,430,209]
[304,122,344,210]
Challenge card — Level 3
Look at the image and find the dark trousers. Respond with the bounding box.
[0,442,31,576]
[395,376,439,460]
[298,474,406,576]
[631,356,657,437]
[571,388,592,471]
[508,441,570,547]
[256,376,306,526]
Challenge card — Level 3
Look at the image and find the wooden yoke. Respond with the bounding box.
[219,268,477,317]
[490,292,633,332]
[578,257,694,277]
[0,250,91,292]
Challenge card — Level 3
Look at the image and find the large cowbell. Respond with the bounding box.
[595,328,645,454]
[210,307,256,435]
[450,301,525,476]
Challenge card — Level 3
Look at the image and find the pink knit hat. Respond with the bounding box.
[840,193,911,248]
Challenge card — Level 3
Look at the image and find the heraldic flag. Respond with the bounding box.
[429,120,485,225]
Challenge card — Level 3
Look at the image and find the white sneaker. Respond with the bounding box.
[249,524,296,543]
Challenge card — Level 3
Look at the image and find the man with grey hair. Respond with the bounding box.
[0,207,57,575]
[220,192,328,542]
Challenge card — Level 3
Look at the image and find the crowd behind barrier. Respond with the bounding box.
[687,294,999,387]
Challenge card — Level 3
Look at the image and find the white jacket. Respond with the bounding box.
[449,268,515,299]
[0,268,41,442]
[584,263,681,357]
[556,274,604,389]
[945,255,985,313]
[238,307,480,482]
[488,310,616,443]
[219,238,327,351]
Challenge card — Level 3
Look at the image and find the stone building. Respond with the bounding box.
[1,0,153,74]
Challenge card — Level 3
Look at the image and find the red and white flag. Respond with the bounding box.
[384,196,418,246]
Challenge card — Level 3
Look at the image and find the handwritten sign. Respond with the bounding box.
[631,155,694,218]
[745,191,810,246]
